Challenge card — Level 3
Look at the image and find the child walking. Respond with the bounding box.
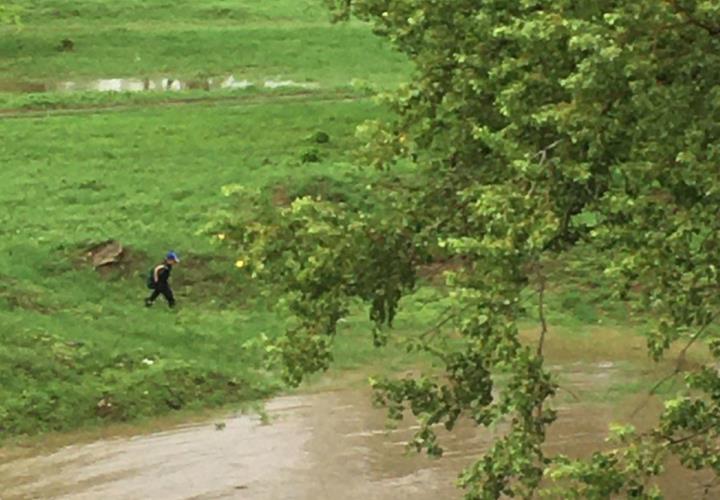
[145,251,180,308]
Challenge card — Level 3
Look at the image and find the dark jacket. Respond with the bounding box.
[153,263,172,286]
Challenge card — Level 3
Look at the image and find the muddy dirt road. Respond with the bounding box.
[0,363,715,499]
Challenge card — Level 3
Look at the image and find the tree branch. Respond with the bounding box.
[418,304,472,340]
[702,476,720,499]
[537,264,549,358]
[631,310,720,417]
[660,423,716,446]
[677,310,720,360]
[667,0,720,36]
[557,383,581,402]
[532,140,563,166]
[536,261,550,420]
[526,140,563,198]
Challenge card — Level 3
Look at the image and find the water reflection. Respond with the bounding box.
[0,76,318,94]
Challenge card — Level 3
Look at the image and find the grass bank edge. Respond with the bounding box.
[0,85,376,114]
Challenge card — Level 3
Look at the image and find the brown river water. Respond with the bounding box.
[0,362,716,499]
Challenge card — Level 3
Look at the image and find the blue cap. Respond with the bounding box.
[166,251,180,262]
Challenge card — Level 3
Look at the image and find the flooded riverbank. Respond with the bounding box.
[0,361,716,499]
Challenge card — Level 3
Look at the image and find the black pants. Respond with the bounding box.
[147,283,175,307]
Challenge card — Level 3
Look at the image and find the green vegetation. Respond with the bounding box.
[0,0,406,436]
[0,86,361,113]
[3,1,719,499]
[0,1,21,26]
[1,0,410,83]
[0,0,410,111]
[0,94,401,438]
[0,88,661,441]
[0,0,430,437]
[244,1,720,498]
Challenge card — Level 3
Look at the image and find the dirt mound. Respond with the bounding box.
[82,241,148,279]
[86,240,125,268]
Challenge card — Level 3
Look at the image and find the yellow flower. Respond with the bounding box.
[217,233,226,241]
[235,259,245,269]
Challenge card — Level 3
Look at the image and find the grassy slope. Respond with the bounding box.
[0,91,413,438]
[0,0,416,440]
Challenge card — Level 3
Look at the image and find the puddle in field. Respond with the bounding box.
[262,79,319,90]
[0,363,716,500]
[0,76,320,94]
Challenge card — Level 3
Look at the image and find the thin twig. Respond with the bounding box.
[537,264,549,358]
[677,310,720,360]
[702,475,720,499]
[526,181,537,199]
[663,425,714,446]
[531,140,563,165]
[557,384,581,402]
[631,310,720,418]
[630,371,681,419]
[536,262,550,419]
[418,304,472,340]
[526,140,563,198]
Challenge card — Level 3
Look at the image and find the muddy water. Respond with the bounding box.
[0,77,319,94]
[0,363,716,499]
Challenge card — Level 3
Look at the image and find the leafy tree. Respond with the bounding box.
[231,1,720,497]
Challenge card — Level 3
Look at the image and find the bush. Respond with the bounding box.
[312,131,330,144]
[300,148,322,163]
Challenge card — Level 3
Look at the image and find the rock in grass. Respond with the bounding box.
[86,240,124,268]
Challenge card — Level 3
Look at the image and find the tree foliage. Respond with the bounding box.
[234,1,720,497]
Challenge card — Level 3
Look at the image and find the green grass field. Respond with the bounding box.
[0,0,416,439]
[0,0,411,111]
[2,0,410,83]
[0,0,704,443]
